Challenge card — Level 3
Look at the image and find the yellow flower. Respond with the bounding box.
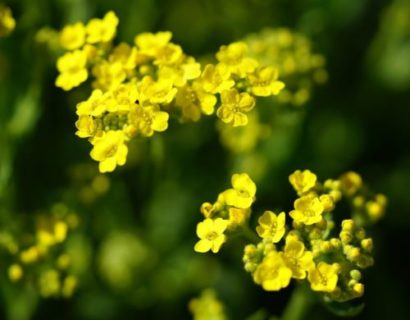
[256,211,286,243]
[340,171,362,196]
[90,131,128,173]
[248,66,285,97]
[253,251,292,291]
[194,218,229,253]
[200,64,235,94]
[154,43,183,65]
[128,105,169,137]
[0,5,15,37]
[216,89,255,127]
[138,76,177,105]
[175,83,217,121]
[109,43,139,72]
[216,42,258,77]
[289,195,324,225]
[158,57,201,87]
[289,169,317,194]
[86,11,119,44]
[92,61,127,91]
[222,173,256,209]
[55,50,88,91]
[134,31,172,57]
[308,262,340,292]
[59,22,86,50]
[228,207,250,228]
[110,83,139,112]
[189,289,227,320]
[75,116,96,138]
[76,89,107,116]
[281,235,314,279]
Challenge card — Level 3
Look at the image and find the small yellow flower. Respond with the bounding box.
[289,169,317,194]
[138,76,177,105]
[200,64,235,94]
[189,289,227,320]
[308,262,340,292]
[109,43,139,72]
[222,173,256,209]
[248,66,285,97]
[75,115,96,138]
[253,251,292,291]
[216,89,255,127]
[128,105,169,137]
[194,218,229,253]
[90,131,128,173]
[0,5,15,37]
[92,61,127,91]
[76,89,107,116]
[256,211,286,243]
[158,57,201,87]
[59,22,86,50]
[154,43,183,65]
[134,31,172,57]
[289,195,324,225]
[228,207,250,228]
[86,11,119,44]
[55,50,88,91]
[340,171,362,196]
[175,83,217,121]
[281,235,314,279]
[216,42,258,77]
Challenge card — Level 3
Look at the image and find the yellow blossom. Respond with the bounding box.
[59,22,86,50]
[216,42,258,77]
[138,76,177,105]
[253,251,292,291]
[75,116,96,138]
[134,31,172,57]
[216,89,255,127]
[86,11,119,44]
[289,169,317,194]
[158,57,201,87]
[228,207,250,228]
[194,218,229,253]
[128,105,169,137]
[281,235,314,279]
[248,66,285,97]
[55,50,88,91]
[189,289,227,320]
[340,171,363,196]
[222,173,256,209]
[92,61,127,91]
[200,64,235,94]
[308,262,340,292]
[76,89,107,116]
[109,43,139,72]
[289,195,324,225]
[175,83,217,121]
[90,131,128,173]
[256,211,286,243]
[154,43,183,65]
[0,5,15,37]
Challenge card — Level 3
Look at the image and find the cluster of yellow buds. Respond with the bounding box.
[189,289,227,320]
[194,170,386,303]
[55,12,286,173]
[0,4,15,37]
[246,28,327,107]
[1,204,79,298]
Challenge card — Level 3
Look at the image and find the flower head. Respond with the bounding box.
[222,173,256,209]
[216,42,258,77]
[86,11,119,44]
[290,194,324,225]
[281,235,314,279]
[256,211,286,243]
[55,50,88,91]
[248,66,285,97]
[90,130,128,173]
[216,89,255,127]
[308,262,340,292]
[59,22,86,50]
[194,218,229,253]
[289,169,317,194]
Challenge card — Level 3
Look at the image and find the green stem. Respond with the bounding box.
[281,284,314,320]
[241,224,260,243]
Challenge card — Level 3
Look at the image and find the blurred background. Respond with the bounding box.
[0,0,409,319]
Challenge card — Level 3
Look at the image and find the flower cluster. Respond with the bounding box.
[0,4,15,37]
[246,28,327,107]
[0,204,79,298]
[55,12,285,172]
[195,170,386,303]
[194,173,256,253]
